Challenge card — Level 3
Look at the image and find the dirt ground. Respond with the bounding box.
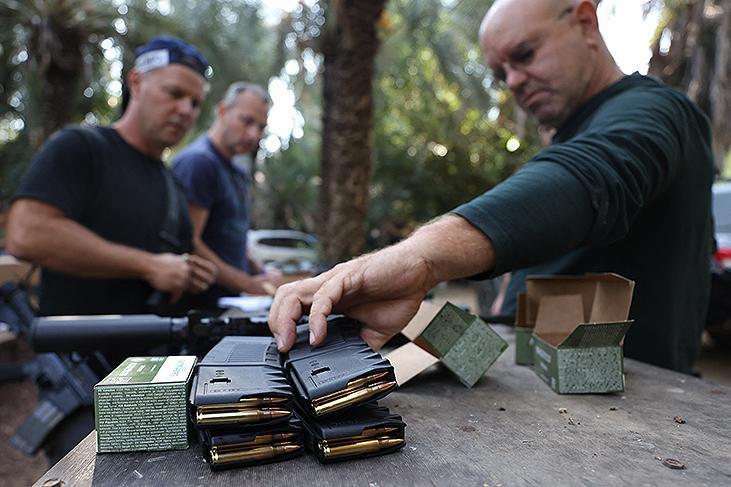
[1,282,729,486]
[0,339,51,487]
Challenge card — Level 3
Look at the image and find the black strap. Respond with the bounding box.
[78,126,184,252]
[158,167,183,252]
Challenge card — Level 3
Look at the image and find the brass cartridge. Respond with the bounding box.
[196,407,290,426]
[196,397,289,411]
[211,432,300,452]
[320,437,404,459]
[320,427,399,447]
[313,381,397,416]
[312,371,391,407]
[210,443,302,465]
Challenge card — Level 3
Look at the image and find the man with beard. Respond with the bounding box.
[268,0,714,375]
[173,82,281,304]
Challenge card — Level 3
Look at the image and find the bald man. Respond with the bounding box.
[268,0,713,374]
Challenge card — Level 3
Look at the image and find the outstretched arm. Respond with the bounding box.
[268,214,495,351]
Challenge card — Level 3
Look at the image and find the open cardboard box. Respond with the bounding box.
[386,301,508,388]
[527,273,634,394]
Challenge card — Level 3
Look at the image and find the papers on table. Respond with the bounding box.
[217,295,273,313]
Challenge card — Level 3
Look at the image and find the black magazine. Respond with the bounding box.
[282,318,397,417]
[298,403,406,463]
[190,336,293,429]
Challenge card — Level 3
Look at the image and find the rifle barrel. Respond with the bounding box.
[31,314,183,352]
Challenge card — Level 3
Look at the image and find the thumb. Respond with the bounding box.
[360,327,394,351]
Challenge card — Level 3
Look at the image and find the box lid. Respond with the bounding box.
[385,342,440,386]
[559,321,633,348]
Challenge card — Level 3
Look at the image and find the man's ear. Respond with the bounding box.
[575,0,601,46]
[126,69,143,99]
[216,101,228,119]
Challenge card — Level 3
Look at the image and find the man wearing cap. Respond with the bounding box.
[172,82,281,303]
[7,35,217,317]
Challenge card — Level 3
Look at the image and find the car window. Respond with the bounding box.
[258,237,314,249]
[713,190,731,233]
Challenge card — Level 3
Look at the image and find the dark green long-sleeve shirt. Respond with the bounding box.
[453,73,714,374]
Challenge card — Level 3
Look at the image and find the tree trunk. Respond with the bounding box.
[320,0,387,263]
[649,0,731,173]
[26,0,87,149]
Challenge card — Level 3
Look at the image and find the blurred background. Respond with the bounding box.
[2,0,731,484]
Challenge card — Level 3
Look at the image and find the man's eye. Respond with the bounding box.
[513,49,534,65]
[494,68,506,83]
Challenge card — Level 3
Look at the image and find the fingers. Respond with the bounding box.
[268,277,323,352]
[187,255,216,292]
[308,275,347,346]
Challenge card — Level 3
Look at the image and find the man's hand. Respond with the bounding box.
[143,253,217,302]
[143,253,192,302]
[267,215,497,352]
[186,254,217,293]
[268,245,434,352]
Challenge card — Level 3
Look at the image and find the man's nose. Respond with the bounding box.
[247,124,263,140]
[505,65,528,93]
[177,98,196,116]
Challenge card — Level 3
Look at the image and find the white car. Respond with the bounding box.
[247,229,320,272]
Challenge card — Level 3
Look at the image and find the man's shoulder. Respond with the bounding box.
[42,125,122,155]
[172,135,219,166]
[171,136,223,189]
[583,74,706,134]
[606,74,697,113]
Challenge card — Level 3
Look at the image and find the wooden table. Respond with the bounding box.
[34,326,731,486]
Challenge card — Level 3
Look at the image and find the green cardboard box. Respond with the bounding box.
[386,301,508,388]
[94,355,197,453]
[528,273,634,394]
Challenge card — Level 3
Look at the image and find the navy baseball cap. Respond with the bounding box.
[134,35,210,78]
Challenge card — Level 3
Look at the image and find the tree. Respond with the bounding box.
[318,0,388,263]
[368,0,535,247]
[649,0,731,173]
[0,0,119,200]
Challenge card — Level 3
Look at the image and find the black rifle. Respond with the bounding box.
[30,312,271,355]
[0,282,106,455]
[0,281,271,456]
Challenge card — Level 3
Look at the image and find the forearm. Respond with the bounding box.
[7,213,154,279]
[396,214,496,286]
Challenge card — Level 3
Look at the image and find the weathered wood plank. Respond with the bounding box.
[34,326,731,486]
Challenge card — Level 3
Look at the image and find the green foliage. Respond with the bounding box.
[0,0,542,250]
[368,0,539,247]
[0,0,119,200]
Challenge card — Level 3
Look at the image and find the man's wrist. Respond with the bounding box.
[403,214,494,285]
[134,251,158,283]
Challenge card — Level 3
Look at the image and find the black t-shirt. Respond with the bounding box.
[13,126,194,315]
[454,74,714,373]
